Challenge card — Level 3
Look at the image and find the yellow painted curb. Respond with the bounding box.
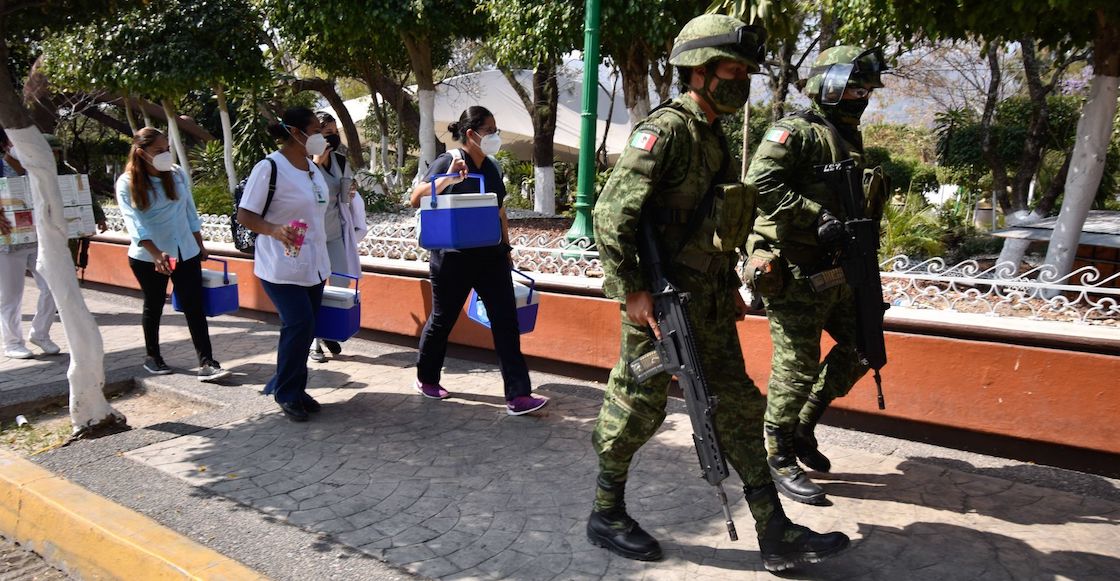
[0,449,267,580]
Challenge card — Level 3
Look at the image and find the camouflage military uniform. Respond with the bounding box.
[746,106,872,431]
[592,93,767,501]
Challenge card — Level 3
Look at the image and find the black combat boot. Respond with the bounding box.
[745,483,850,572]
[794,395,832,473]
[765,425,827,505]
[586,477,663,561]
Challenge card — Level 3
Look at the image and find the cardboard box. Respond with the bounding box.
[0,207,36,249]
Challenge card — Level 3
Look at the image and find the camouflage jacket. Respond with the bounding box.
[746,107,882,271]
[594,95,754,301]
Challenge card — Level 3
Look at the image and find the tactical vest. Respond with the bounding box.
[647,102,757,276]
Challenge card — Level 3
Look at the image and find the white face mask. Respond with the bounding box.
[480,133,502,156]
[303,132,328,156]
[150,151,174,172]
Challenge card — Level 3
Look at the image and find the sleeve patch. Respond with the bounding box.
[765,128,790,144]
[629,131,659,152]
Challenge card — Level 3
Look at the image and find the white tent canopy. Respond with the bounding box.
[324,64,635,164]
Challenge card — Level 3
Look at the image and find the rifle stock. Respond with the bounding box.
[627,217,738,541]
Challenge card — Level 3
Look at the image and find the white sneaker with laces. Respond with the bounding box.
[29,336,61,355]
[4,345,33,359]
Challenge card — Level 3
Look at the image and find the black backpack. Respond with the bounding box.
[230,158,277,254]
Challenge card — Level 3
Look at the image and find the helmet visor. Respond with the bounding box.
[820,63,854,105]
[670,24,767,67]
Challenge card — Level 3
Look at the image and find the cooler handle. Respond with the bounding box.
[428,172,486,208]
[330,272,361,305]
[512,268,535,304]
[205,257,230,285]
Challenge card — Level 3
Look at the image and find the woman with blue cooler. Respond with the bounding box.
[310,111,359,362]
[408,106,548,416]
[236,107,331,423]
[116,128,230,382]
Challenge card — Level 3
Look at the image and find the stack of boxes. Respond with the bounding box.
[0,174,96,252]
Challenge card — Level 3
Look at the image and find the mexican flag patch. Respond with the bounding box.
[629,131,658,152]
[765,128,790,144]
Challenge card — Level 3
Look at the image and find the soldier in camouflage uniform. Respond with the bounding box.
[587,14,850,572]
[745,46,890,505]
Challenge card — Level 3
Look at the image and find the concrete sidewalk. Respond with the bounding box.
[2,283,1119,580]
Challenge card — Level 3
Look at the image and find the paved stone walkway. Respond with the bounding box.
[3,281,1120,580]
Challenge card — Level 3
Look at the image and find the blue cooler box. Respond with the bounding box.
[315,273,360,342]
[172,258,238,317]
[467,270,540,334]
[418,172,500,250]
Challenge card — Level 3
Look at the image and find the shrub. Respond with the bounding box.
[191,179,234,215]
[880,194,943,259]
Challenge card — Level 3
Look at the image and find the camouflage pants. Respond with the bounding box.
[592,273,770,505]
[762,275,867,429]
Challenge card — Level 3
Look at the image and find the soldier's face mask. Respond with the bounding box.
[706,74,752,114]
[818,47,888,105]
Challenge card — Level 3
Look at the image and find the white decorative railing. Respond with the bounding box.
[102,208,1120,325]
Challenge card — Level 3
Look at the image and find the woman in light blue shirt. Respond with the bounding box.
[116,128,229,382]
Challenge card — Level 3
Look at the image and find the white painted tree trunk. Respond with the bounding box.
[141,107,153,128]
[626,97,650,131]
[7,127,122,433]
[416,89,437,185]
[396,134,405,187]
[534,165,556,215]
[1041,74,1119,285]
[380,134,389,173]
[215,86,237,193]
[996,209,1045,274]
[161,100,192,188]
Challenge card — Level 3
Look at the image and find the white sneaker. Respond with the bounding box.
[4,345,33,359]
[29,336,61,355]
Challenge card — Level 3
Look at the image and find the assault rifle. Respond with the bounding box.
[820,158,888,409]
[627,217,738,541]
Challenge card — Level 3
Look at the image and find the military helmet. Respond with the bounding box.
[803,45,888,105]
[669,14,766,74]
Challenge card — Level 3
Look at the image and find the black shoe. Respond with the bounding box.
[765,426,827,505]
[746,483,850,572]
[198,359,232,383]
[586,509,662,561]
[794,422,831,473]
[143,357,172,375]
[278,401,309,422]
[322,340,342,355]
[300,393,322,413]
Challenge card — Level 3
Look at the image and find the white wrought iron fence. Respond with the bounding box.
[101,208,1120,325]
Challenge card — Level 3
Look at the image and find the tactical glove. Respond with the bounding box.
[816,210,846,248]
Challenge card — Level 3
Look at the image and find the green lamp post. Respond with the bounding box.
[563,0,601,253]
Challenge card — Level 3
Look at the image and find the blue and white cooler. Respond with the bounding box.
[418,172,501,250]
[172,258,239,317]
[467,269,540,334]
[315,273,361,342]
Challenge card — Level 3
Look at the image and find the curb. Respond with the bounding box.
[0,449,266,580]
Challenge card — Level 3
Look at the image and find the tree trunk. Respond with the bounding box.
[79,108,131,136]
[214,85,237,193]
[650,54,673,105]
[161,99,191,186]
[401,32,436,184]
[370,92,392,185]
[290,77,364,171]
[818,10,840,52]
[1036,145,1072,217]
[1042,11,1120,286]
[769,37,797,122]
[123,96,139,133]
[532,65,559,214]
[978,47,1012,215]
[0,34,121,433]
[619,44,651,129]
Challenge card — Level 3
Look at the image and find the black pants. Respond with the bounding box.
[417,248,531,400]
[129,255,213,365]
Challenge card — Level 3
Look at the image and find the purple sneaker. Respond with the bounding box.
[415,379,450,400]
[507,395,549,416]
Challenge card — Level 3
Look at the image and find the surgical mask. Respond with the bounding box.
[324,134,341,150]
[833,98,870,125]
[150,151,174,172]
[480,133,502,156]
[303,132,328,156]
[703,77,752,114]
